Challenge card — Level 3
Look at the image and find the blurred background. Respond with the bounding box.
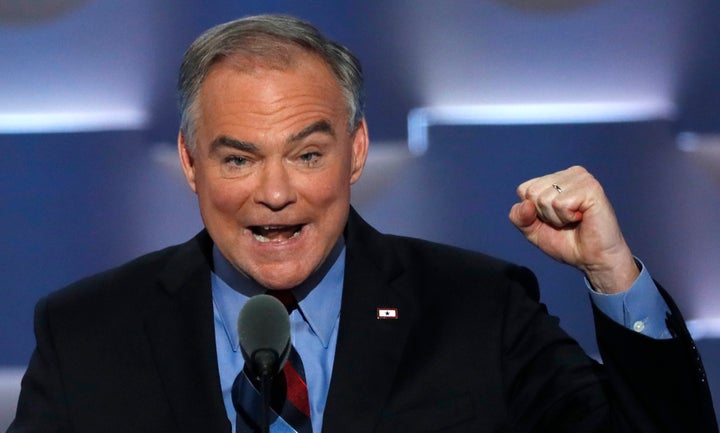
[1,0,719,428]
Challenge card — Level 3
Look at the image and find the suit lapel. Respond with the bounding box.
[143,232,230,433]
[322,210,420,433]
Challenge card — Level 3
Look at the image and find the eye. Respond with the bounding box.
[299,151,321,166]
[224,155,248,167]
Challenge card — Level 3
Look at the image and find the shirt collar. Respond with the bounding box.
[211,238,345,352]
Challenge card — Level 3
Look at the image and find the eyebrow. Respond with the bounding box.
[209,136,259,154]
[208,120,335,154]
[287,120,335,143]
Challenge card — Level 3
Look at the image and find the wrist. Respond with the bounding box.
[584,251,640,294]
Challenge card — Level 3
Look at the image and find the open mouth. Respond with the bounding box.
[250,225,304,243]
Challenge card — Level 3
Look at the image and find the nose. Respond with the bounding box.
[253,159,297,210]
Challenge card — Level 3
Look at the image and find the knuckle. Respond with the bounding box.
[524,184,542,199]
[568,165,587,174]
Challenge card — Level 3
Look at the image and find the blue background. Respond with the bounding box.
[1,0,719,422]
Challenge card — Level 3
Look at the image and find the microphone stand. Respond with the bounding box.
[254,349,279,433]
[260,373,271,433]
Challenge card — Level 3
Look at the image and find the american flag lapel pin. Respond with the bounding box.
[377,307,399,319]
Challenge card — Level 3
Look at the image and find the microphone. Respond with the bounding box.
[237,294,292,380]
[237,294,292,433]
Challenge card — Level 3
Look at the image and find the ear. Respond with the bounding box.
[349,119,369,185]
[178,131,198,193]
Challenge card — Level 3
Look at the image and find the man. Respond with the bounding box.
[8,14,717,433]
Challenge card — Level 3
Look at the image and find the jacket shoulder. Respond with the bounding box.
[388,234,539,298]
[346,209,539,299]
[41,231,212,317]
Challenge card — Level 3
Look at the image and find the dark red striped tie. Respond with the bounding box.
[232,291,312,433]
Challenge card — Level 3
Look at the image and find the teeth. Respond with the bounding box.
[252,226,301,243]
[253,233,271,242]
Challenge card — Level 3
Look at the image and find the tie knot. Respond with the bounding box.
[266,290,297,313]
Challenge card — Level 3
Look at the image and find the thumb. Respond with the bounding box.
[509,199,538,232]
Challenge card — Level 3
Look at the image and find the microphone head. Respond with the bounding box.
[237,294,291,378]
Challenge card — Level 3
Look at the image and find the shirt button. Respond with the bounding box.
[633,320,645,333]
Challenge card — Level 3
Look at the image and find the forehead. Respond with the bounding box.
[194,52,348,138]
[207,47,339,93]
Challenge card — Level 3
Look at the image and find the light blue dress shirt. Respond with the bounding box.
[212,240,345,433]
[588,259,672,339]
[212,242,670,432]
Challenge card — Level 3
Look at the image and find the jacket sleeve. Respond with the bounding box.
[592,284,719,433]
[501,266,718,433]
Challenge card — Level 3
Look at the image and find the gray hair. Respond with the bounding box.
[178,14,365,150]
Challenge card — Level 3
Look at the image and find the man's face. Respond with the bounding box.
[178,52,368,290]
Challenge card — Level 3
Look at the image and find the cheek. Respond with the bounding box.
[198,179,249,219]
[305,170,351,206]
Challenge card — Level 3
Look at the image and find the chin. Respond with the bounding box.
[252,267,312,290]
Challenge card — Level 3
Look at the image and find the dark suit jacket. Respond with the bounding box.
[9,209,718,433]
